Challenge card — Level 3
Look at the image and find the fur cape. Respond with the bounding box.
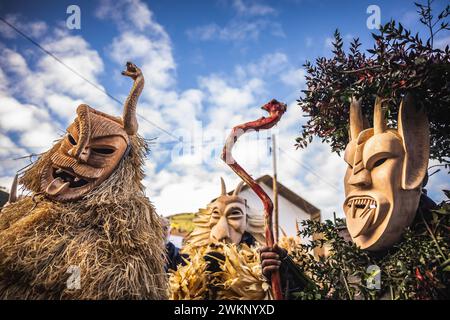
[0,135,168,299]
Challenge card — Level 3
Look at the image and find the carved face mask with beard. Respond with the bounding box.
[0,62,168,299]
[184,178,265,249]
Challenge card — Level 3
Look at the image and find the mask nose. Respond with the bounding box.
[348,168,372,188]
[211,216,230,242]
[68,146,90,163]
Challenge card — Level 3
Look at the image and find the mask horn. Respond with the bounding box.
[7,174,18,204]
[220,177,227,196]
[74,104,91,157]
[122,62,144,135]
[398,93,430,190]
[349,97,364,140]
[374,96,387,134]
[233,181,245,196]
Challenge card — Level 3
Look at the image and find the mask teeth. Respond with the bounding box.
[347,197,377,209]
[360,201,371,218]
[351,201,355,218]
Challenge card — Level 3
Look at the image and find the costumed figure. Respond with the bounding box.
[342,94,430,250]
[169,178,270,300]
[161,216,185,273]
[260,93,433,297]
[0,62,167,299]
[171,99,291,300]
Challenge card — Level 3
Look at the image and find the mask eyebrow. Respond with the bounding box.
[226,206,244,216]
[364,151,394,170]
[67,121,79,134]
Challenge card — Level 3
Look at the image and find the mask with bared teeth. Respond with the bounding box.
[343,94,429,251]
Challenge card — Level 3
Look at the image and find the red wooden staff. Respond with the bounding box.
[221,99,287,300]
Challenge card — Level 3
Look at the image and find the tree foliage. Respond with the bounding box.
[289,191,450,300]
[297,1,450,170]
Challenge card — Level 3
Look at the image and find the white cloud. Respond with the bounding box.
[2,0,446,230]
[324,33,353,50]
[186,24,219,41]
[0,30,111,121]
[232,0,277,17]
[200,75,263,110]
[0,16,116,188]
[108,31,175,92]
[0,48,29,76]
[0,1,345,226]
[96,0,160,32]
[324,36,334,49]
[280,68,306,88]
[0,14,48,39]
[187,20,284,42]
[236,52,289,79]
[186,0,283,42]
[399,10,418,28]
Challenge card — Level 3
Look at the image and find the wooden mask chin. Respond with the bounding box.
[343,94,429,251]
[39,62,143,202]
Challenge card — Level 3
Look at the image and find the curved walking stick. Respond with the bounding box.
[221,99,287,300]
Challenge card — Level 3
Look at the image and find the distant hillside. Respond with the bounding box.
[167,212,195,236]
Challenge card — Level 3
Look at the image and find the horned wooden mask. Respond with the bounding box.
[208,178,248,244]
[40,62,143,201]
[183,179,265,249]
[343,94,429,251]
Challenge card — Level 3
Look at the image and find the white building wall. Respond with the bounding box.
[237,184,314,242]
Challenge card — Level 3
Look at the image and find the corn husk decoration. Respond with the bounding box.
[278,235,304,266]
[169,243,271,300]
[215,243,272,300]
[169,246,210,300]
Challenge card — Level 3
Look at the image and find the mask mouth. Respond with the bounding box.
[51,166,90,188]
[346,196,377,219]
[344,196,379,238]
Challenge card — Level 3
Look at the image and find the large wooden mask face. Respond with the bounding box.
[343,94,429,251]
[39,62,143,202]
[41,106,129,201]
[208,178,247,245]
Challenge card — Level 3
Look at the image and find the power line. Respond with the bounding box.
[278,147,342,192]
[0,18,342,193]
[0,16,179,141]
[136,115,179,141]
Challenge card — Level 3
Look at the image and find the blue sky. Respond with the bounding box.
[0,0,448,223]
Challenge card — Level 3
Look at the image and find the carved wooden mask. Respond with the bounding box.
[208,178,247,245]
[343,94,429,251]
[39,62,143,202]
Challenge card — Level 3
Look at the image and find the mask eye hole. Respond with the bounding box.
[228,209,244,219]
[92,147,115,155]
[68,134,77,145]
[373,158,387,168]
[211,209,220,218]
